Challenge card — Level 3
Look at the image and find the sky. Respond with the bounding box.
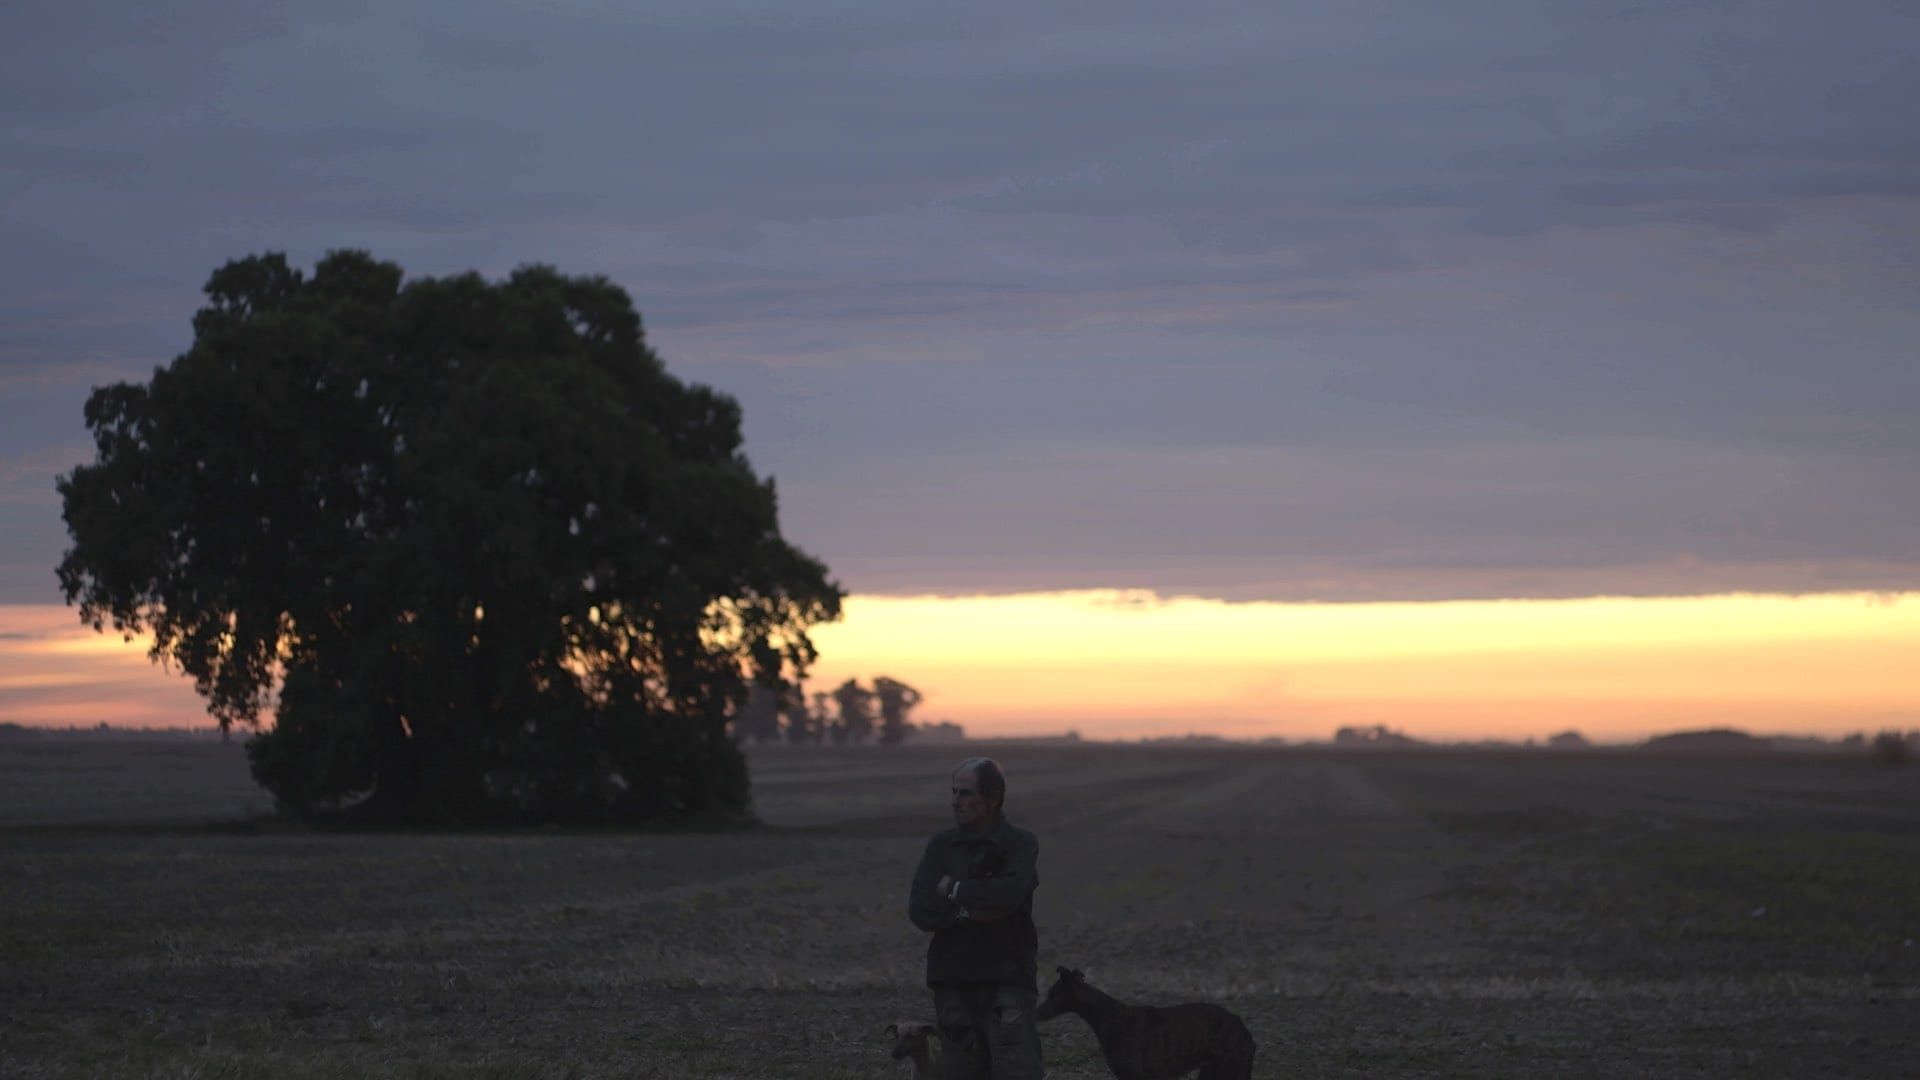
[3,2,1918,739]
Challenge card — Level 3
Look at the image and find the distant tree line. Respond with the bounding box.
[731,675,924,746]
[1872,729,1918,765]
[1332,724,1422,748]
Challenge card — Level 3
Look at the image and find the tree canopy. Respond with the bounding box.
[830,678,877,744]
[873,676,922,745]
[57,251,842,823]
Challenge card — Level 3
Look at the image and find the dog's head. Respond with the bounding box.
[1036,965,1086,1021]
[885,1020,936,1061]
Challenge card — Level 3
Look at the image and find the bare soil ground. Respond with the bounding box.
[2,736,1915,1077]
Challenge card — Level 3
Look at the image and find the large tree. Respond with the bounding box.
[57,252,842,823]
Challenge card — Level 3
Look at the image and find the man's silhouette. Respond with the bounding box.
[908,757,1044,1078]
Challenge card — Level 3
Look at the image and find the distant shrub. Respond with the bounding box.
[1870,731,1912,766]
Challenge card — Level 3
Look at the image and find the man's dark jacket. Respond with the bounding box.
[908,816,1040,990]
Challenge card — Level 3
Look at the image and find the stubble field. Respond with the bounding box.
[1,735,1916,1077]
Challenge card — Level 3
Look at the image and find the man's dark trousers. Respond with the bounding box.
[934,983,1043,1080]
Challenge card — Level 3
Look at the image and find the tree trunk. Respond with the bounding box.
[345,708,421,825]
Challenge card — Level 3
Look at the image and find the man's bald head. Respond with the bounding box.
[950,757,1006,829]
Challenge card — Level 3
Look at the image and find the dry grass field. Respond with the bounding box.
[2,735,1916,1078]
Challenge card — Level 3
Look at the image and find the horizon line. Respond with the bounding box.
[7,719,1910,749]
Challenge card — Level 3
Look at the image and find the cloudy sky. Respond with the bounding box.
[4,2,1917,736]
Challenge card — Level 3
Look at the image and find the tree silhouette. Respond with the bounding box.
[813,691,843,745]
[1334,725,1420,748]
[873,676,923,745]
[734,639,784,744]
[832,678,876,744]
[1871,730,1913,766]
[780,682,817,745]
[56,251,841,823]
[741,683,785,743]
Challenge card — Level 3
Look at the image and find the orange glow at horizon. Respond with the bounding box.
[801,590,1920,742]
[3,591,1917,743]
[0,605,209,728]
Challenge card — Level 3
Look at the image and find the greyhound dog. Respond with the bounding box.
[1035,967,1254,1080]
[884,1020,942,1078]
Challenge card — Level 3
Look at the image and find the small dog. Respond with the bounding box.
[884,1019,941,1078]
[1036,966,1255,1080]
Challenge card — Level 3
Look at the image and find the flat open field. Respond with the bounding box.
[2,737,1916,1078]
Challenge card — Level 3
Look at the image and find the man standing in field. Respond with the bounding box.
[908,757,1044,1079]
